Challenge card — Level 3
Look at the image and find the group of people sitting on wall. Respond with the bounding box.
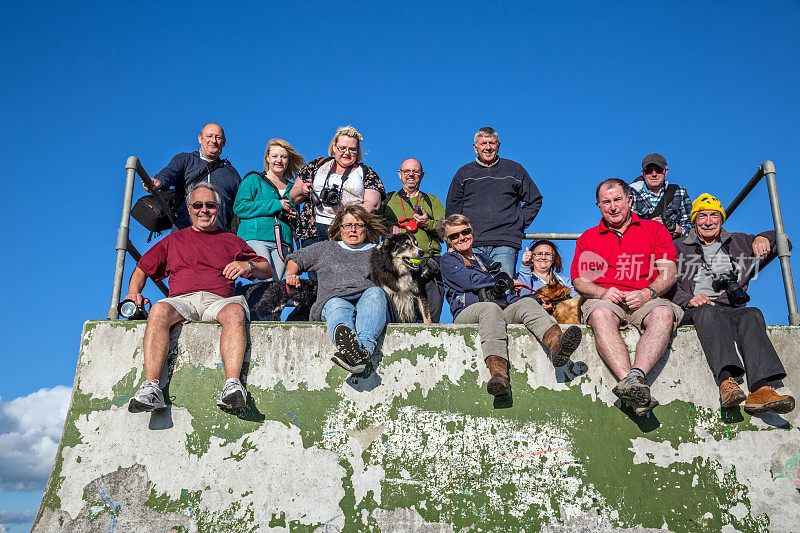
[123,123,795,420]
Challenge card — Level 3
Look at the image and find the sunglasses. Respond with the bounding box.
[190,201,219,210]
[447,228,472,241]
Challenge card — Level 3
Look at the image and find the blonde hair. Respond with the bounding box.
[264,138,305,180]
[328,205,387,244]
[327,126,364,163]
[437,214,474,243]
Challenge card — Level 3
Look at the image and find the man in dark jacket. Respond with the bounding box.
[672,193,795,414]
[445,127,543,278]
[144,123,241,232]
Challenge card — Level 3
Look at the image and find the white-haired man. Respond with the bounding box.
[445,127,543,278]
[126,183,272,413]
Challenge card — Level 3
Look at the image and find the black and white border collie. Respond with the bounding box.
[371,233,434,323]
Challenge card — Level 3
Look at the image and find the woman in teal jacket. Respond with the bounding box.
[234,139,305,280]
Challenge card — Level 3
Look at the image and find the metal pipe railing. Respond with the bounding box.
[524,233,581,240]
[723,161,798,325]
[107,156,173,319]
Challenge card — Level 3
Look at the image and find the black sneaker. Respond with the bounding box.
[550,325,582,367]
[331,324,369,373]
[612,374,651,407]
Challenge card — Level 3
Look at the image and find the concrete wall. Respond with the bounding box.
[34,320,800,532]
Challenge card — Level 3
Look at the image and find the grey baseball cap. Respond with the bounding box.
[642,153,668,169]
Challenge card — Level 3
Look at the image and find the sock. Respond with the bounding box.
[749,379,768,393]
[628,368,645,379]
[718,369,734,382]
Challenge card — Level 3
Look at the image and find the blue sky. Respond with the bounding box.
[2,1,799,529]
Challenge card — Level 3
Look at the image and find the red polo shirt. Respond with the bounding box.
[570,213,676,291]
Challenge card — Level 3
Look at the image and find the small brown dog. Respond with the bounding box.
[534,283,581,324]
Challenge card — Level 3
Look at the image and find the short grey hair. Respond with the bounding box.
[473,126,500,144]
[186,182,221,205]
[437,214,474,242]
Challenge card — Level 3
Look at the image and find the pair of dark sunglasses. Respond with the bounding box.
[447,228,472,240]
[190,201,219,210]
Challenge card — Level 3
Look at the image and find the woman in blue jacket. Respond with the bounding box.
[234,139,304,280]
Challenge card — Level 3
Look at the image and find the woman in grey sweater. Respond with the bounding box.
[285,205,389,373]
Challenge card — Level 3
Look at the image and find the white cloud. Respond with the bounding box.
[0,386,71,491]
[0,510,36,525]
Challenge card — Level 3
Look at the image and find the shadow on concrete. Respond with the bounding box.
[347,363,384,392]
[751,412,792,428]
[616,399,661,432]
[148,405,174,430]
[556,360,588,383]
[493,394,513,409]
[719,407,745,425]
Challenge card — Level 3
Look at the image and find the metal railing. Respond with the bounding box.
[107,156,172,319]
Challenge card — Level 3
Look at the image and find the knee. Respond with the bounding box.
[644,305,675,326]
[741,306,765,324]
[477,302,506,323]
[149,302,177,325]
[587,306,617,328]
[362,286,387,303]
[218,304,247,327]
[693,304,719,322]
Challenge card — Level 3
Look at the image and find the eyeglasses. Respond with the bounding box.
[533,252,553,258]
[190,201,219,210]
[643,166,665,175]
[335,146,358,154]
[399,169,422,176]
[342,222,366,230]
[447,228,472,240]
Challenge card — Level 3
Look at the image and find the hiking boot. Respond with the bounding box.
[719,378,747,408]
[542,325,582,367]
[612,374,651,407]
[128,380,166,413]
[331,324,369,374]
[633,398,660,416]
[217,378,247,411]
[744,386,795,414]
[485,355,511,398]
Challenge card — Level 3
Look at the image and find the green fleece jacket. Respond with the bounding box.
[377,190,445,256]
[233,172,299,245]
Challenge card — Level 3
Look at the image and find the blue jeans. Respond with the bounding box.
[321,287,389,355]
[473,246,519,278]
[246,240,292,281]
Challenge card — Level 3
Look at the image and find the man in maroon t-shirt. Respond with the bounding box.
[571,178,681,416]
[126,183,272,414]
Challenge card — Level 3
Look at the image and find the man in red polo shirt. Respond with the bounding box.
[125,183,272,414]
[571,178,681,415]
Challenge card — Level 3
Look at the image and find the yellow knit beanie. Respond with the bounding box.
[691,193,726,223]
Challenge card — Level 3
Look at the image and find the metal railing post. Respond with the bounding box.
[760,161,800,325]
[107,156,139,319]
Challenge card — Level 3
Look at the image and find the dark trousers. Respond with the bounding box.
[680,304,786,387]
[425,275,444,323]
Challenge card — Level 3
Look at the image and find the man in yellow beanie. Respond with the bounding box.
[670,193,794,414]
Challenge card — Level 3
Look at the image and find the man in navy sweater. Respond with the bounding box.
[143,123,241,232]
[445,127,543,277]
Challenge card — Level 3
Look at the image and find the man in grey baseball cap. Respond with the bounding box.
[630,153,692,237]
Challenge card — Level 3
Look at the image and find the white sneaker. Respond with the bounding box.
[217,378,246,411]
[128,381,166,413]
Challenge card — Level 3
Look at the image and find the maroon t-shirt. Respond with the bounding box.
[137,227,266,298]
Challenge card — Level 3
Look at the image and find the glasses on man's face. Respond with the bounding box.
[447,228,472,241]
[335,146,358,154]
[399,169,422,176]
[643,166,665,175]
[533,252,553,258]
[342,222,366,231]
[190,201,219,210]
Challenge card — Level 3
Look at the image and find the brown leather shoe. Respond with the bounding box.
[744,386,795,414]
[485,355,511,398]
[542,325,582,367]
[719,378,746,408]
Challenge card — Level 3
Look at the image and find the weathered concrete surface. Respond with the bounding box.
[34,320,800,532]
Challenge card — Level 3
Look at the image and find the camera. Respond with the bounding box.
[712,272,750,307]
[477,271,515,309]
[662,218,676,234]
[309,183,341,208]
[118,299,149,320]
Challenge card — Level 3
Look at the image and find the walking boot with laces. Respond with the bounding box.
[744,386,795,414]
[542,325,582,367]
[719,378,746,408]
[485,355,511,398]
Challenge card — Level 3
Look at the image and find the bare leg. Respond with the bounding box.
[632,305,674,374]
[587,307,630,380]
[143,302,185,382]
[217,303,248,380]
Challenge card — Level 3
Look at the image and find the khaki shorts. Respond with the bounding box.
[160,291,250,322]
[581,297,683,332]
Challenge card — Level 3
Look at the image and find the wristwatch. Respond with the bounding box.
[247,261,255,273]
[646,286,657,299]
